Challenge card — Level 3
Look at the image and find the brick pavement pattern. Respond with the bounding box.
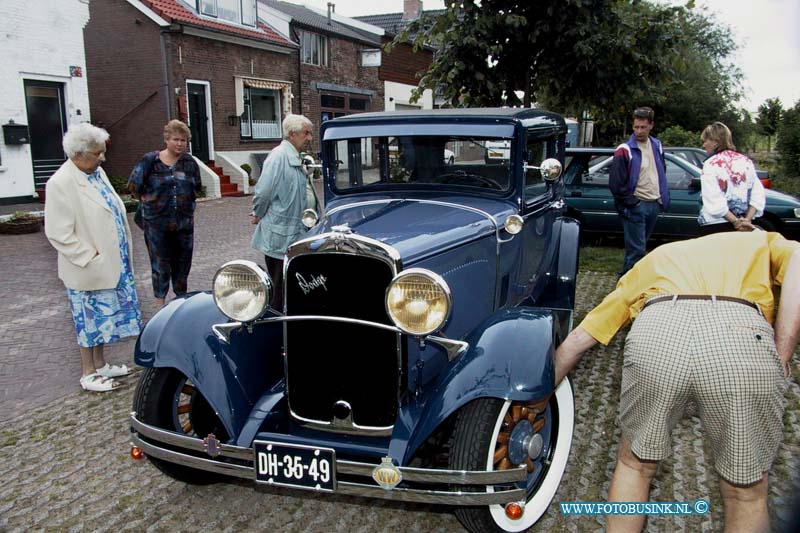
[0,197,798,531]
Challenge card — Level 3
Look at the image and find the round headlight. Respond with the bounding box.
[212,260,271,322]
[504,214,524,235]
[301,208,319,228]
[385,269,451,336]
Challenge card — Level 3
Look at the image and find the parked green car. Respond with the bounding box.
[563,148,800,240]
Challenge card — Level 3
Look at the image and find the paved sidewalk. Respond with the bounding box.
[0,196,261,421]
[0,197,797,531]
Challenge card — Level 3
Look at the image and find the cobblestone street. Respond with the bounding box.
[0,197,798,531]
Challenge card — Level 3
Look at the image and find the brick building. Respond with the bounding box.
[85,0,297,195]
[261,0,384,153]
[355,0,441,111]
[0,0,91,203]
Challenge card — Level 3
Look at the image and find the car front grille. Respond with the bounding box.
[285,253,401,432]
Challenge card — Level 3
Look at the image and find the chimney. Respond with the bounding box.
[327,2,334,24]
[402,0,422,21]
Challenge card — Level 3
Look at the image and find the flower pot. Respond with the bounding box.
[0,215,43,234]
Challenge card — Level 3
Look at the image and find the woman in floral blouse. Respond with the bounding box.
[697,122,766,234]
[44,123,141,392]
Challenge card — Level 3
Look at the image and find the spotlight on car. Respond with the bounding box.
[301,208,319,229]
[504,214,524,235]
[539,158,562,181]
[385,268,451,336]
[212,260,271,321]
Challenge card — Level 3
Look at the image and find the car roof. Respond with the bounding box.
[329,107,567,130]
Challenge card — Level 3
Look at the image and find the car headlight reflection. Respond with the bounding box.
[212,260,271,322]
[386,269,451,336]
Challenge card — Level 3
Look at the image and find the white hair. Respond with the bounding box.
[282,114,312,138]
[62,123,110,158]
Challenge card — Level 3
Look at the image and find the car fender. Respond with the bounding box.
[531,216,580,312]
[391,307,556,463]
[134,291,284,439]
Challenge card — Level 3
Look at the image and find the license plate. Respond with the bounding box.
[253,441,336,492]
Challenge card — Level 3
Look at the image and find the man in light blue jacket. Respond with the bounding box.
[250,114,314,311]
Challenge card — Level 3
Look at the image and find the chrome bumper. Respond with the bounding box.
[130,413,527,505]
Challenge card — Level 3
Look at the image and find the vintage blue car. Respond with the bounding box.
[130,108,580,532]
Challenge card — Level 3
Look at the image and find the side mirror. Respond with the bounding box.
[691,177,702,190]
[524,158,563,182]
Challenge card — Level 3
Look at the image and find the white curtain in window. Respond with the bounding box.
[200,0,216,16]
[217,0,239,23]
[241,0,256,26]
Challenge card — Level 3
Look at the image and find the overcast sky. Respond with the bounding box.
[293,0,799,112]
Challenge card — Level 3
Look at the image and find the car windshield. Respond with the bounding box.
[325,135,513,193]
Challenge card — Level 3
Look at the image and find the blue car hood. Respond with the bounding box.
[312,195,517,263]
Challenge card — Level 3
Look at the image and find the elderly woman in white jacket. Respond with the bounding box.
[44,123,142,392]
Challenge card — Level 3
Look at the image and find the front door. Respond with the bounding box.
[24,80,67,189]
[186,83,210,162]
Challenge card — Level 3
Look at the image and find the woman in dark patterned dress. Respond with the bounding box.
[128,120,202,307]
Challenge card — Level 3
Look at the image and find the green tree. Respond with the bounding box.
[658,125,700,147]
[394,1,747,147]
[756,97,783,152]
[656,10,743,134]
[392,0,686,120]
[777,100,800,179]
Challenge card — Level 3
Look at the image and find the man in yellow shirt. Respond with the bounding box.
[555,231,800,532]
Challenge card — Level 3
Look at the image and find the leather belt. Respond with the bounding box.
[643,294,759,312]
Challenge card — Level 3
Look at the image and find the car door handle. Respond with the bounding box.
[570,191,582,197]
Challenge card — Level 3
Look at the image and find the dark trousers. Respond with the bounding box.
[144,225,194,298]
[265,255,284,311]
[620,200,661,277]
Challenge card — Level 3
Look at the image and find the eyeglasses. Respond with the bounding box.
[633,107,654,121]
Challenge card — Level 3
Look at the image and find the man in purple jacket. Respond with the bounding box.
[609,107,670,276]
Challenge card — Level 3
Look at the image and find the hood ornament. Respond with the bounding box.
[331,224,352,234]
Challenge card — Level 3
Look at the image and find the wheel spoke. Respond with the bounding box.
[525,457,534,473]
[181,420,192,433]
[511,405,523,422]
[181,384,195,395]
[493,444,508,464]
[177,403,190,415]
[496,431,510,444]
[533,418,545,433]
[498,457,512,470]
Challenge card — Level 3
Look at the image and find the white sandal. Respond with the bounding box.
[96,363,130,378]
[80,373,119,392]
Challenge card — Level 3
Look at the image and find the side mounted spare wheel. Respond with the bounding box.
[133,367,230,484]
[449,378,574,532]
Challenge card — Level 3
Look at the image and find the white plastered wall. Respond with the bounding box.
[0,0,91,201]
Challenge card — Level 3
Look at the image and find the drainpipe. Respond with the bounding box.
[294,27,303,117]
[160,30,173,120]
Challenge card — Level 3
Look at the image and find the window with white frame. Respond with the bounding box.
[300,30,327,66]
[241,88,282,139]
[196,0,257,27]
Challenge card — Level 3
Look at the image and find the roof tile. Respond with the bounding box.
[141,0,293,46]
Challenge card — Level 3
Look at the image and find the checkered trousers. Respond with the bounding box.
[619,298,788,485]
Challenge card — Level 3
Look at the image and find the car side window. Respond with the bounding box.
[584,156,611,186]
[665,160,693,190]
[525,137,553,203]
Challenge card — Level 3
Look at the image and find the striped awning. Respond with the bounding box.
[235,77,294,116]
[243,78,290,90]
